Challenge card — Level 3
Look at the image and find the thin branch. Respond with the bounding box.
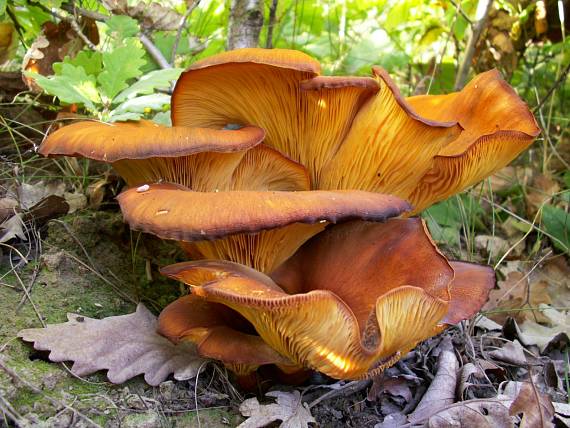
[171,0,201,66]
[454,0,492,90]
[140,33,171,69]
[31,0,98,51]
[534,60,570,112]
[265,0,279,49]
[61,2,172,69]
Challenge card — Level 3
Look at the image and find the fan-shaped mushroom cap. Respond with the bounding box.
[405,70,540,212]
[118,183,410,241]
[118,183,410,272]
[318,68,461,196]
[39,120,265,162]
[158,219,461,379]
[157,294,295,375]
[172,48,381,184]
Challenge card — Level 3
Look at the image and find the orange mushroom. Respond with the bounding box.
[172,48,539,209]
[117,182,411,272]
[158,218,495,379]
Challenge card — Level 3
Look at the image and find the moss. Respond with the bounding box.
[0,210,236,426]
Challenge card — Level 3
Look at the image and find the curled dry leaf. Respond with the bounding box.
[408,338,458,424]
[425,399,514,428]
[519,305,570,351]
[488,340,528,366]
[238,390,316,428]
[18,304,206,386]
[0,212,26,243]
[508,382,555,428]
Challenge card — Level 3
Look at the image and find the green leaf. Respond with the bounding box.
[26,64,100,110]
[152,111,171,126]
[108,112,142,122]
[106,15,139,39]
[97,39,146,101]
[53,51,103,77]
[112,93,171,115]
[0,0,7,16]
[114,68,183,103]
[542,204,570,254]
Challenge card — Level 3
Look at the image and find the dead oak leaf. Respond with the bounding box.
[484,271,552,324]
[238,390,316,428]
[408,338,458,424]
[509,382,555,428]
[519,305,570,351]
[426,399,514,428]
[19,304,205,386]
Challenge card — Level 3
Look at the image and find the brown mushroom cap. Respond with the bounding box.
[117,183,411,241]
[39,120,265,162]
[157,294,294,375]
[405,70,540,212]
[171,48,381,184]
[157,219,494,379]
[442,261,495,325]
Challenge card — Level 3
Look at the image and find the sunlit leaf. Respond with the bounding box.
[97,38,146,100]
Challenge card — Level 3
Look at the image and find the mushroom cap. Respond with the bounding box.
[157,293,295,375]
[171,48,383,184]
[117,183,411,241]
[157,218,493,379]
[406,69,540,212]
[318,67,462,197]
[39,120,265,162]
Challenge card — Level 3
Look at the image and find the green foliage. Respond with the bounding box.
[98,39,147,100]
[542,204,570,254]
[27,64,100,110]
[106,15,140,39]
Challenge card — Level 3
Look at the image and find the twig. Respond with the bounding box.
[265,0,279,49]
[60,3,172,69]
[140,33,171,69]
[171,0,201,65]
[308,380,371,408]
[454,0,492,90]
[534,61,570,113]
[30,0,98,51]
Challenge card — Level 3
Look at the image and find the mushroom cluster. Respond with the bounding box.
[40,48,539,380]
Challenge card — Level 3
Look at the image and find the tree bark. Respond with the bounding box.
[227,0,264,50]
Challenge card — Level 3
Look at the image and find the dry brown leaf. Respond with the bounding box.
[475,235,510,260]
[0,197,18,222]
[484,271,552,324]
[519,305,570,351]
[17,181,66,210]
[409,338,458,424]
[0,212,26,243]
[509,382,555,428]
[19,304,206,386]
[238,390,316,428]
[489,340,528,366]
[526,174,560,216]
[425,399,514,428]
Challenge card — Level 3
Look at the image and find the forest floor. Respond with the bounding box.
[0,105,569,428]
